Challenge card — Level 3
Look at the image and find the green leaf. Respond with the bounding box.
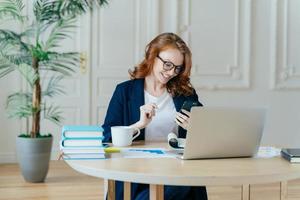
[39,64,73,76]
[0,40,32,78]
[43,104,63,125]
[0,29,31,53]
[58,0,108,18]
[20,24,37,39]
[6,92,33,119]
[42,75,65,97]
[0,66,15,77]
[40,52,79,75]
[34,0,59,24]
[44,18,77,50]
[0,0,26,22]
[0,40,31,66]
[16,63,38,86]
[31,44,49,61]
[7,104,33,118]
[7,92,32,107]
[33,0,108,25]
[0,54,16,78]
[1,54,31,66]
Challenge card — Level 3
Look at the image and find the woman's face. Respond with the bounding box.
[152,48,184,85]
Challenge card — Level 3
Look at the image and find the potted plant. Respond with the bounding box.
[0,0,107,182]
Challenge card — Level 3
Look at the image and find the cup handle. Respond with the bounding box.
[132,128,140,141]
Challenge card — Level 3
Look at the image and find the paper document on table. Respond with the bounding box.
[113,148,177,159]
[256,146,281,158]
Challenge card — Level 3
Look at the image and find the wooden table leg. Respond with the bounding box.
[124,182,131,200]
[150,184,164,200]
[280,181,287,200]
[107,179,115,200]
[242,184,250,200]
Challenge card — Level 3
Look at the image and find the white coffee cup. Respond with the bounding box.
[111,126,141,147]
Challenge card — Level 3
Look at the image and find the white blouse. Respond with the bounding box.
[144,90,178,141]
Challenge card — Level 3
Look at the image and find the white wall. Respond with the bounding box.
[0,0,299,163]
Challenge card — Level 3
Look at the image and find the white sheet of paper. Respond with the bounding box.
[119,148,177,158]
[256,146,281,158]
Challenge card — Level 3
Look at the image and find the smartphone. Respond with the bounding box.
[180,100,201,116]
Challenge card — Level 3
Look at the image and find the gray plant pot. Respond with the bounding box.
[16,136,53,183]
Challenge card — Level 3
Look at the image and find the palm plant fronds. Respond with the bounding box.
[0,56,16,78]
[44,17,77,51]
[0,0,107,138]
[0,29,31,53]
[42,75,65,98]
[43,104,64,125]
[20,24,37,40]
[16,63,39,86]
[40,52,79,75]
[7,104,33,118]
[58,0,108,18]
[1,53,32,66]
[33,0,108,26]
[0,0,26,22]
[33,0,60,25]
[6,92,32,106]
[47,51,80,62]
[39,64,74,76]
[6,92,33,119]
[0,41,32,66]
[31,43,49,61]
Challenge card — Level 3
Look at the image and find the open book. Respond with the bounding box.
[167,133,185,149]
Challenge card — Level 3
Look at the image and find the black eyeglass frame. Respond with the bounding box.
[157,55,184,74]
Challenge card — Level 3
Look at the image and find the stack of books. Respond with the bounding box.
[60,125,106,160]
[281,148,300,163]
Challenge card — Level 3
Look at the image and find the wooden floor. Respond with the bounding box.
[1,161,300,200]
[0,161,103,200]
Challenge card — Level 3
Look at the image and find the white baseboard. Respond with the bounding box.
[0,152,17,163]
[0,150,62,164]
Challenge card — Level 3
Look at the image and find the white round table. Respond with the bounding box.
[66,142,300,200]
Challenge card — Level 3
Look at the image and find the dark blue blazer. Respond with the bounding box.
[102,78,202,142]
[102,78,207,200]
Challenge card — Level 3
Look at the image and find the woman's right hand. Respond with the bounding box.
[132,103,157,129]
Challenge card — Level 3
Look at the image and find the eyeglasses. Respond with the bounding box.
[157,55,184,74]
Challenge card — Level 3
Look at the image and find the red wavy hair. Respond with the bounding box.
[129,32,194,96]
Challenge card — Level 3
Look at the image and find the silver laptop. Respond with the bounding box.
[180,107,266,160]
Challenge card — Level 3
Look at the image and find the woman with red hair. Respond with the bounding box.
[102,32,207,200]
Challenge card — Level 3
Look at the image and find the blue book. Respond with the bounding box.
[62,125,104,139]
[60,125,107,154]
[61,138,104,147]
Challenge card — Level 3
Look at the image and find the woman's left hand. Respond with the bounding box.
[175,109,191,130]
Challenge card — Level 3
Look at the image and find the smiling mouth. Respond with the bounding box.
[161,73,171,80]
